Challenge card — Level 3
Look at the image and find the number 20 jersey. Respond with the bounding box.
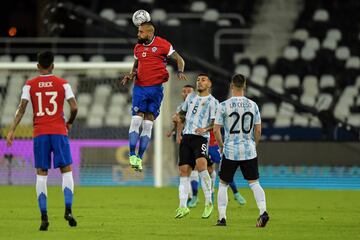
[21,74,75,137]
[215,96,261,161]
[181,92,219,139]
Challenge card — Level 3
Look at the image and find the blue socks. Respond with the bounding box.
[129,131,140,156]
[191,180,199,196]
[229,181,238,194]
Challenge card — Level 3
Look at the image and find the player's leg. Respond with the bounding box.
[136,113,154,171]
[208,145,220,204]
[187,169,199,208]
[207,163,216,204]
[194,138,213,218]
[240,158,269,227]
[216,156,239,226]
[175,137,192,218]
[34,135,51,231]
[52,135,77,227]
[129,85,146,168]
[229,180,247,205]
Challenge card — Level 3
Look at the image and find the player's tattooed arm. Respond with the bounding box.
[169,51,188,81]
[121,59,138,85]
[66,97,78,130]
[6,99,28,147]
[195,119,214,134]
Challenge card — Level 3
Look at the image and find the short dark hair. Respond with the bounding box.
[183,84,195,89]
[197,73,212,82]
[231,74,246,88]
[37,51,54,69]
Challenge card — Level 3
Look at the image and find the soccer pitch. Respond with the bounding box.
[0,186,359,240]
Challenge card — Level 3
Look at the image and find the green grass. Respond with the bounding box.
[0,186,359,240]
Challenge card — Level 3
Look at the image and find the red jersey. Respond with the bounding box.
[209,130,218,146]
[134,36,174,86]
[21,74,75,137]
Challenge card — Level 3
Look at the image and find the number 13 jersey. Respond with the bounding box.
[181,92,218,139]
[21,74,75,137]
[215,96,261,161]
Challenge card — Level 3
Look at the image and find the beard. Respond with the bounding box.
[137,38,147,44]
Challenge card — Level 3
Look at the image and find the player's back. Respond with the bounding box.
[24,74,71,137]
[219,96,261,160]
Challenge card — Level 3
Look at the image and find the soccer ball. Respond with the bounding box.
[132,10,151,27]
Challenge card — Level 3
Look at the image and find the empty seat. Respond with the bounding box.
[313,9,329,22]
[247,86,261,97]
[267,75,284,94]
[261,103,277,119]
[300,94,316,107]
[293,114,309,127]
[202,9,220,22]
[252,65,268,79]
[303,75,319,96]
[278,102,295,117]
[54,55,66,62]
[110,93,127,105]
[345,56,360,69]
[250,75,266,87]
[235,65,250,77]
[151,9,167,22]
[347,114,360,127]
[77,93,92,106]
[100,8,116,21]
[115,19,128,26]
[274,116,292,127]
[292,29,309,41]
[190,1,207,12]
[283,46,299,60]
[355,76,360,88]
[105,116,121,127]
[87,116,103,128]
[319,75,336,89]
[309,116,321,127]
[77,105,88,118]
[166,18,181,26]
[304,37,320,50]
[322,39,337,50]
[217,19,231,27]
[284,75,300,89]
[14,55,30,62]
[335,46,350,60]
[326,29,342,42]
[0,55,12,62]
[90,55,105,62]
[300,47,316,60]
[68,55,83,62]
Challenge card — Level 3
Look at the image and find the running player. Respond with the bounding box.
[6,51,78,231]
[175,73,218,219]
[214,74,269,227]
[121,22,187,172]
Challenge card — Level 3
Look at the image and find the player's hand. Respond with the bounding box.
[66,123,72,130]
[166,131,174,138]
[176,134,182,144]
[121,73,136,85]
[218,146,224,154]
[195,128,207,134]
[6,130,14,147]
[177,71,188,81]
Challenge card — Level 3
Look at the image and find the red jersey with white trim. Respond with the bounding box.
[134,36,175,86]
[21,75,75,137]
[209,130,218,146]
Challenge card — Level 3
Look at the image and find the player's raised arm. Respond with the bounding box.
[6,99,28,147]
[121,59,138,85]
[170,51,188,81]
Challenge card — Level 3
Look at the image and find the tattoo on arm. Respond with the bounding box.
[9,99,28,132]
[170,51,185,72]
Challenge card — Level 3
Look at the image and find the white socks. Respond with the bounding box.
[179,177,190,208]
[36,175,48,198]
[140,120,153,138]
[129,115,143,133]
[187,178,193,199]
[189,170,199,183]
[62,171,74,192]
[249,181,267,215]
[217,182,228,219]
[210,171,216,193]
[199,170,212,204]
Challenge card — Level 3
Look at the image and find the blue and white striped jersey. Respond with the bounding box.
[181,92,219,139]
[215,96,261,161]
